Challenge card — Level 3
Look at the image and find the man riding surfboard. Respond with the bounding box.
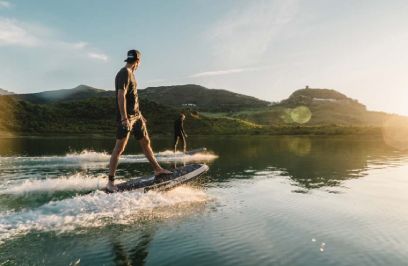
[107,49,171,192]
[174,113,187,153]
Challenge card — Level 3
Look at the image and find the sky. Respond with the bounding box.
[0,0,408,115]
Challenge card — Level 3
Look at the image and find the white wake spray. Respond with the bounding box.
[0,173,113,195]
[0,186,210,245]
[0,149,218,166]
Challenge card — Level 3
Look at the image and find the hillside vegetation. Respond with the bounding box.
[139,84,270,112]
[0,96,259,136]
[232,88,392,126]
[1,85,406,137]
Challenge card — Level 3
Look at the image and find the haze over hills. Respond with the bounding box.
[0,88,14,95]
[10,85,111,104]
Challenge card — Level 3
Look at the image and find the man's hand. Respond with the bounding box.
[121,118,131,131]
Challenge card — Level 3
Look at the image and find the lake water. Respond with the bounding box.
[0,135,408,266]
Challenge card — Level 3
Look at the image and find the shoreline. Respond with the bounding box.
[0,126,383,139]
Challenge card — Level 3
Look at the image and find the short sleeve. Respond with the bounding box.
[117,69,130,91]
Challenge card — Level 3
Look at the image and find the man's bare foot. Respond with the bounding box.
[106,180,118,192]
[154,168,172,176]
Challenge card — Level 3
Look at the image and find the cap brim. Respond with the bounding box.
[124,58,136,63]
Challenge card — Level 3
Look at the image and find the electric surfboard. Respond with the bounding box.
[106,163,209,193]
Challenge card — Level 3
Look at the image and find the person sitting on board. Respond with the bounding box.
[107,49,171,192]
[174,113,188,153]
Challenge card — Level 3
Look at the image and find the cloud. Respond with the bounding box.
[88,52,108,62]
[72,41,88,49]
[206,0,299,67]
[0,17,108,62]
[0,18,39,46]
[0,1,11,9]
[190,66,267,78]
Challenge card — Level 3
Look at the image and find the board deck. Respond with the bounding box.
[110,163,209,193]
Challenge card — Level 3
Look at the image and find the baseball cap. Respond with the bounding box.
[124,49,140,62]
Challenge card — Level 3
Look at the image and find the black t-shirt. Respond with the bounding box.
[115,67,139,122]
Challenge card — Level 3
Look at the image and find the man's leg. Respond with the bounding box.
[181,135,187,153]
[174,135,179,153]
[139,135,169,175]
[135,119,171,175]
[109,135,130,177]
[106,125,131,191]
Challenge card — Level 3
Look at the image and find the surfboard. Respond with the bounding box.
[108,163,209,193]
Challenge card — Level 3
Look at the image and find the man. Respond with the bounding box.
[107,49,171,192]
[174,113,187,153]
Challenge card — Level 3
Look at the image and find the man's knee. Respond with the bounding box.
[112,146,124,157]
[112,139,127,156]
[139,136,151,147]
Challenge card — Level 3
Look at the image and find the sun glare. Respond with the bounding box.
[382,117,408,151]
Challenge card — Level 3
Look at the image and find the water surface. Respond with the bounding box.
[0,136,407,265]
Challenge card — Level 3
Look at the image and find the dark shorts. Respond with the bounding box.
[116,118,148,140]
[174,133,185,144]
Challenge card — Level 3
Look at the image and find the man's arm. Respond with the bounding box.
[117,69,130,125]
[118,89,127,121]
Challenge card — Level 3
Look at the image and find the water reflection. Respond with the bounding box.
[111,228,154,266]
[0,224,156,265]
[1,136,408,265]
[1,135,407,193]
[197,136,408,190]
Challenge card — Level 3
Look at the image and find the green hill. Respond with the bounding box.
[1,85,407,137]
[0,95,259,136]
[139,84,270,112]
[7,84,269,112]
[10,85,113,104]
[232,87,395,127]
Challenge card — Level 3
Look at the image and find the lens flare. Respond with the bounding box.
[290,106,312,124]
[382,117,408,151]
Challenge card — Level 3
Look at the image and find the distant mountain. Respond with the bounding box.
[0,88,14,95]
[2,85,407,136]
[233,87,399,126]
[139,84,270,111]
[7,84,269,112]
[280,88,365,110]
[10,85,114,104]
[0,95,258,136]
